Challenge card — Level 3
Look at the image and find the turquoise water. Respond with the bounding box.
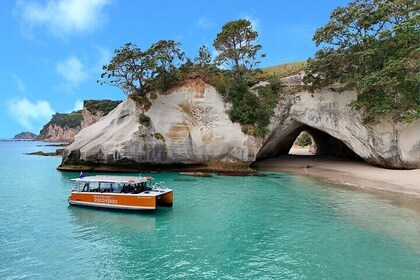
[1,141,420,279]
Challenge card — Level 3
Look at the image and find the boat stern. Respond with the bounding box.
[157,191,173,207]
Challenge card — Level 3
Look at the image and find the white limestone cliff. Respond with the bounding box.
[60,77,261,171]
[59,77,420,171]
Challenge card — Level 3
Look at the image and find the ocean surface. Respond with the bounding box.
[0,140,419,280]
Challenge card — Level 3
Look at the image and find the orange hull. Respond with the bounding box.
[69,191,173,210]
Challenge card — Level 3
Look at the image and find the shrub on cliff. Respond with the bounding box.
[138,113,151,127]
[304,0,420,123]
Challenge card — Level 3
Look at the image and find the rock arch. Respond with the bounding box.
[257,121,361,160]
[255,89,420,169]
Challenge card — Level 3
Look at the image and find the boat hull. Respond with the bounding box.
[68,191,173,210]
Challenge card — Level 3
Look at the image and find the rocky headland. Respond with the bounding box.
[58,76,420,172]
[36,100,121,142]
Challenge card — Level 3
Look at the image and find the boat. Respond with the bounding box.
[68,175,173,210]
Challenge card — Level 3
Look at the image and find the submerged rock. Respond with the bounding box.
[26,149,64,156]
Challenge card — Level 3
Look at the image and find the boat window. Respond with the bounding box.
[89,182,99,191]
[100,182,111,189]
[113,183,122,193]
[82,183,90,192]
[99,182,114,193]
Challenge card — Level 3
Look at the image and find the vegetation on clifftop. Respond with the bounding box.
[99,2,419,135]
[304,0,420,123]
[84,100,122,115]
[99,19,278,136]
[47,111,83,128]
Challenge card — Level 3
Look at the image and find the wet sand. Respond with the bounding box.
[253,149,420,198]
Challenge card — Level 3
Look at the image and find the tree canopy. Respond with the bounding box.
[194,45,212,68]
[304,0,420,123]
[99,40,185,98]
[213,19,264,74]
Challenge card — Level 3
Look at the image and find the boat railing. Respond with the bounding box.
[152,182,166,191]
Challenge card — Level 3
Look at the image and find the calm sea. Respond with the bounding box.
[0,140,419,279]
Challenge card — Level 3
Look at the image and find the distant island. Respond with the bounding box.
[13,131,37,140]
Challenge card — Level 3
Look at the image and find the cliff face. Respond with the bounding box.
[257,86,420,169]
[59,77,420,170]
[36,100,121,142]
[59,78,261,171]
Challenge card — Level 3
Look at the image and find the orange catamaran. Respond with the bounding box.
[68,175,173,210]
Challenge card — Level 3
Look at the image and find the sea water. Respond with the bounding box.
[0,141,419,279]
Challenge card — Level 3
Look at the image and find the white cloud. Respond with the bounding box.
[7,98,55,130]
[72,99,83,111]
[18,0,110,37]
[56,56,88,87]
[197,17,213,29]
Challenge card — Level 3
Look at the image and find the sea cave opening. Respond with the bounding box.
[254,123,363,163]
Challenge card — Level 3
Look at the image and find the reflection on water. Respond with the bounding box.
[69,207,158,234]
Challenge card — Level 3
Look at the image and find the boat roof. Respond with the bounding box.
[71,175,150,184]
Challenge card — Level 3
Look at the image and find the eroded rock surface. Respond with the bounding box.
[59,78,261,171]
[59,77,420,171]
[258,88,420,169]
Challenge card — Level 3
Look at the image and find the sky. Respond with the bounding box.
[0,0,351,138]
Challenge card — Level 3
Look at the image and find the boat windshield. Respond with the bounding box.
[75,180,151,194]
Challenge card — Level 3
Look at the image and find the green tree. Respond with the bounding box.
[304,0,420,123]
[99,40,185,108]
[213,19,264,74]
[194,45,212,67]
[99,43,148,96]
[296,132,312,147]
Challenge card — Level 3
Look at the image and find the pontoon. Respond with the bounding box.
[68,175,173,210]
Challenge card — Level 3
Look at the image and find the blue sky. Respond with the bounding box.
[0,0,351,138]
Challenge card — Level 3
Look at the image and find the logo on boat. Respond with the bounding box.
[94,195,118,204]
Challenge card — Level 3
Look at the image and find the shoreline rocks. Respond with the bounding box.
[26,149,64,156]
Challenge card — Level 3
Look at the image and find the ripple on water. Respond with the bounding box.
[1,142,420,279]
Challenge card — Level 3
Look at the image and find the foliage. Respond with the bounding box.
[260,61,306,79]
[99,40,185,108]
[296,132,312,147]
[48,111,83,128]
[228,77,281,136]
[304,0,420,123]
[138,113,151,127]
[194,45,212,67]
[153,132,165,141]
[213,19,265,77]
[84,100,122,115]
[100,18,280,137]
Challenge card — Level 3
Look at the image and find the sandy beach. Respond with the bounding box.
[253,147,420,198]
